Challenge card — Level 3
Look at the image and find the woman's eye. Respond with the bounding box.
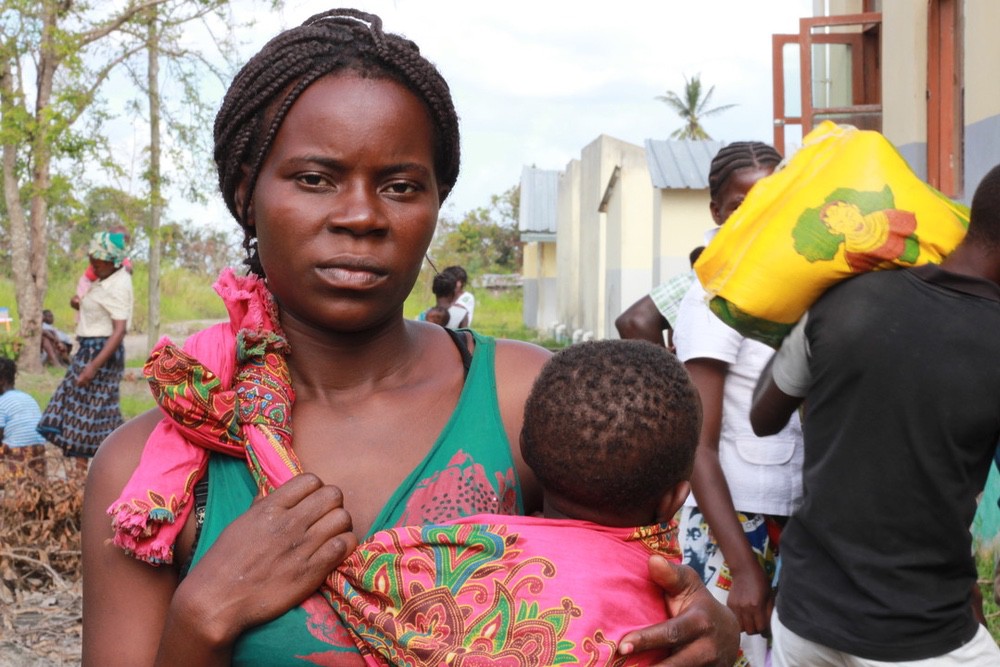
[384,181,419,195]
[298,173,326,187]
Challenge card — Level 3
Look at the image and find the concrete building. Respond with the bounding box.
[775,0,999,202]
[518,166,559,332]
[644,139,723,284]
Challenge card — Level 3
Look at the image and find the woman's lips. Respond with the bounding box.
[316,263,386,288]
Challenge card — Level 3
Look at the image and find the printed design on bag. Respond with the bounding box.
[792,185,920,272]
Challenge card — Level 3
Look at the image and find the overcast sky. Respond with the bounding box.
[154,0,814,225]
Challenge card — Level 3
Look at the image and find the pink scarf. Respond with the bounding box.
[108,269,302,564]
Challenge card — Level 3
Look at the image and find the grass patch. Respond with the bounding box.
[404,281,561,347]
[0,265,226,336]
[977,548,1000,643]
[17,366,155,420]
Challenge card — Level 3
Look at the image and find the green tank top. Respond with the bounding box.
[189,332,523,666]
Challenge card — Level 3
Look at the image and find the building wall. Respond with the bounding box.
[963,0,1000,196]
[881,1,929,179]
[572,135,649,339]
[522,240,558,331]
[556,159,582,330]
[604,148,655,339]
[655,189,713,286]
[881,0,1000,200]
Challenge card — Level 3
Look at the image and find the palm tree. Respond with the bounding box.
[657,74,737,140]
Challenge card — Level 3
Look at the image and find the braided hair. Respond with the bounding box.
[707,141,782,202]
[213,9,461,275]
[521,340,701,521]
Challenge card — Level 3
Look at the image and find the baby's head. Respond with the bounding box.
[520,340,701,526]
[425,306,450,327]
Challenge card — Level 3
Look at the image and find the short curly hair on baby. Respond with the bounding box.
[521,340,701,518]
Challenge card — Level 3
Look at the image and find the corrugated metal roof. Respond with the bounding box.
[644,139,726,190]
[518,166,559,234]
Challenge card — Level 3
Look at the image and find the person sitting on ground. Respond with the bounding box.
[40,309,73,367]
[0,356,49,482]
[331,339,720,665]
[616,246,705,353]
[443,265,475,325]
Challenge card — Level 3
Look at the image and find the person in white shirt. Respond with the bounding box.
[37,231,132,469]
[443,265,474,326]
[672,141,801,667]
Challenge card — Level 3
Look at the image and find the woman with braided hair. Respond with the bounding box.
[81,9,737,666]
[672,142,803,665]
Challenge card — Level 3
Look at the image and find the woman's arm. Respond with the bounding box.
[76,318,126,387]
[83,410,358,666]
[83,410,185,666]
[685,358,772,637]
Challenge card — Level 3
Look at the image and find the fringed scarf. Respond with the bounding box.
[108,268,302,564]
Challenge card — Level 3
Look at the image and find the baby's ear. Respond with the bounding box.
[655,481,691,523]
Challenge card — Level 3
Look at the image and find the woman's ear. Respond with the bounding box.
[709,200,724,227]
[234,166,254,228]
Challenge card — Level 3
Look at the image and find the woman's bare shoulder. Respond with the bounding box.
[494,338,552,380]
[89,408,165,487]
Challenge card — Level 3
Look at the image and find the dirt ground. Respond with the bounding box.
[1,453,84,666]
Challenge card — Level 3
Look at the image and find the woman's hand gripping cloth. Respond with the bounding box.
[107,268,302,565]
[695,121,970,347]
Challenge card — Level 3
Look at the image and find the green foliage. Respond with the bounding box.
[0,262,227,337]
[431,185,522,276]
[0,331,22,359]
[657,73,737,141]
[404,281,556,347]
[976,548,1000,643]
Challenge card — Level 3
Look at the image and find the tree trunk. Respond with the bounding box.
[146,5,162,353]
[0,50,43,371]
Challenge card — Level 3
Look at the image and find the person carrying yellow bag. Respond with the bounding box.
[696,121,969,347]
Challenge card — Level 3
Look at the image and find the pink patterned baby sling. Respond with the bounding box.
[331,515,681,666]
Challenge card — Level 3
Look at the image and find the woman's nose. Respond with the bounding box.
[326,182,388,236]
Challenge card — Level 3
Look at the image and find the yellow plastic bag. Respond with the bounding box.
[695,121,969,347]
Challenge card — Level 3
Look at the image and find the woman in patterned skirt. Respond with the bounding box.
[37,231,132,470]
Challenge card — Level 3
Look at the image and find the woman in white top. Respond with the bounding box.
[673,142,803,667]
[38,231,133,464]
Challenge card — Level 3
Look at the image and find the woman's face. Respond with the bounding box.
[89,256,117,280]
[709,165,774,226]
[246,74,442,334]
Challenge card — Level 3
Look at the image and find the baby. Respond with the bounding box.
[330,339,705,665]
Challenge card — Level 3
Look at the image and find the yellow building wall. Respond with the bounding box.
[522,241,558,330]
[655,189,713,283]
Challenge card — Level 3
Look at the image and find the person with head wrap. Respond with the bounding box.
[38,230,133,469]
[70,226,132,314]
